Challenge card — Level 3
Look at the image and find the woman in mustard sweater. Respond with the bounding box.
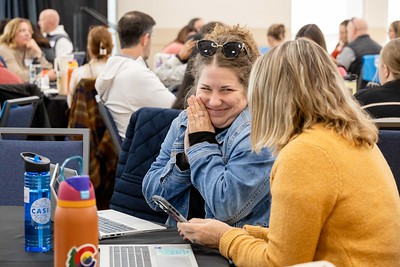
[178,38,400,266]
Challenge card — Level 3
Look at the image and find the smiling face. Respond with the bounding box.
[13,21,33,48]
[195,64,247,128]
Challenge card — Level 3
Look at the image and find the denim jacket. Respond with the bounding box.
[142,108,274,227]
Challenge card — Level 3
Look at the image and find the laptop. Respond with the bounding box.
[99,244,198,267]
[50,163,78,221]
[50,164,166,239]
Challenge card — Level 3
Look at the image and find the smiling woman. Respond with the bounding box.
[142,24,274,229]
[0,18,54,82]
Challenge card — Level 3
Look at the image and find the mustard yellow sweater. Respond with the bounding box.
[220,125,400,266]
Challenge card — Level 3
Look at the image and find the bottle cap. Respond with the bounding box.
[58,175,96,202]
[20,152,50,172]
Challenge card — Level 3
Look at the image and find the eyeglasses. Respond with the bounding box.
[196,40,248,58]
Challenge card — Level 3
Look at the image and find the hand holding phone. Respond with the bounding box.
[152,195,188,223]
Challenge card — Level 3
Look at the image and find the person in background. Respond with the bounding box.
[31,23,53,64]
[38,9,74,63]
[331,19,349,59]
[337,17,382,90]
[171,21,224,110]
[266,23,285,48]
[388,20,400,40]
[355,38,400,118]
[295,23,327,51]
[177,38,400,266]
[67,26,113,108]
[95,11,176,139]
[162,25,196,55]
[188,17,204,33]
[143,24,274,228]
[0,18,55,82]
[155,36,197,89]
[0,61,23,84]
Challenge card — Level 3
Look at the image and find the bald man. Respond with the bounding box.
[337,17,381,90]
[38,9,73,63]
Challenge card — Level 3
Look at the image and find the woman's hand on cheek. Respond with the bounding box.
[187,96,214,133]
[26,39,42,58]
[177,218,234,249]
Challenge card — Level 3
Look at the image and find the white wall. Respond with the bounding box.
[116,0,292,28]
[113,0,388,68]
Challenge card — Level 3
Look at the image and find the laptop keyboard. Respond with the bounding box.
[108,245,152,267]
[98,216,137,234]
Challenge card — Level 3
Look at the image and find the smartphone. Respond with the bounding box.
[152,195,188,223]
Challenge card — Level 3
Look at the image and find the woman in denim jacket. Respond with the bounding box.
[143,24,274,227]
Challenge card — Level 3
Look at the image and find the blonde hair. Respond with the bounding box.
[249,38,378,154]
[0,18,33,48]
[380,38,400,80]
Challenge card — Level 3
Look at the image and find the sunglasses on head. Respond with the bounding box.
[196,40,248,58]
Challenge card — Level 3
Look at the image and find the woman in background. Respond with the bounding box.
[188,17,204,33]
[0,18,55,82]
[67,26,113,107]
[331,19,349,59]
[178,38,400,266]
[388,20,400,40]
[295,23,327,51]
[266,23,285,48]
[355,38,400,118]
[162,25,196,55]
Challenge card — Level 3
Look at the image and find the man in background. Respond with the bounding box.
[337,17,382,90]
[38,9,74,63]
[95,11,176,139]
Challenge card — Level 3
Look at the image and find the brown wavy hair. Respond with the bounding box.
[185,24,260,104]
[0,18,33,48]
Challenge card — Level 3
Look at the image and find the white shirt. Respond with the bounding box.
[46,25,74,58]
[95,55,176,138]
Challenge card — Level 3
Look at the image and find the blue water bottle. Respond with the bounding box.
[21,152,51,252]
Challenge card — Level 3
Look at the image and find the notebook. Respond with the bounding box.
[98,244,198,267]
[50,164,166,239]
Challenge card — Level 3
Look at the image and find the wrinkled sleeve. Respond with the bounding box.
[219,142,338,267]
[142,112,192,210]
[336,47,355,71]
[154,56,186,88]
[0,46,29,82]
[187,126,274,224]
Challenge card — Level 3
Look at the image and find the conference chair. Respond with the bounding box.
[362,103,400,119]
[0,96,39,127]
[110,107,181,223]
[0,127,90,205]
[0,83,51,129]
[374,118,400,194]
[95,94,122,155]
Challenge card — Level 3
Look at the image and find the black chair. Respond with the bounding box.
[0,127,90,205]
[95,94,122,154]
[374,119,400,194]
[110,107,181,223]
